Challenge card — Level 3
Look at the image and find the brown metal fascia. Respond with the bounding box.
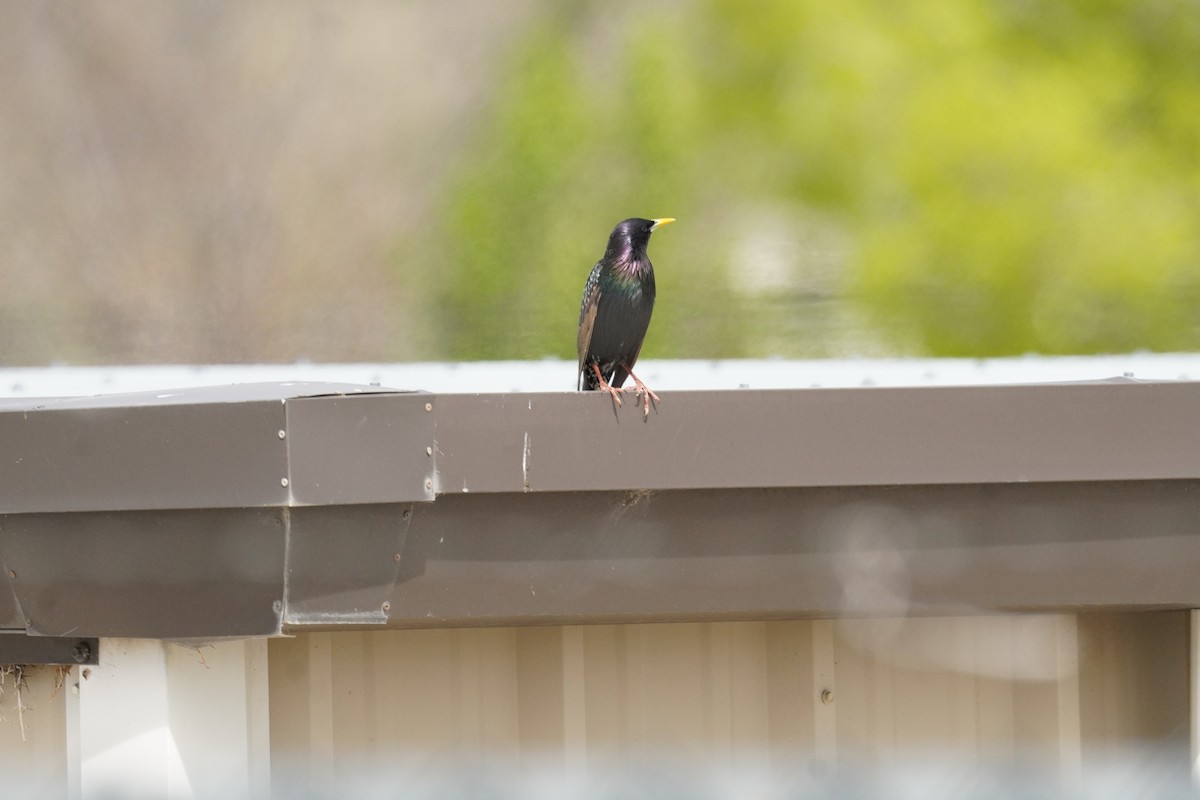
[5,478,1199,639]
[285,393,435,506]
[0,506,289,638]
[3,379,1199,514]
[0,383,429,513]
[432,380,1200,494]
[354,480,1200,629]
[0,398,290,513]
[1,379,1199,639]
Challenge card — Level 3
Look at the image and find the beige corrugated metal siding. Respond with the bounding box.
[0,612,1188,792]
[266,613,1188,778]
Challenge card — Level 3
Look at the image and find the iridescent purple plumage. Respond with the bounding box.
[576,217,674,418]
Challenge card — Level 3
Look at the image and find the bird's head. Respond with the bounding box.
[606,217,675,260]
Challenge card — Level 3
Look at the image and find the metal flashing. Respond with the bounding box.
[0,378,1198,639]
[0,633,98,666]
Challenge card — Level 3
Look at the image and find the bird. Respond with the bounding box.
[576,217,674,418]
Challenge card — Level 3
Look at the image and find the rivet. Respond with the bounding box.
[7,570,14,579]
[382,601,391,612]
[393,552,402,562]
[424,479,433,490]
[82,668,92,680]
[820,689,834,705]
[278,430,286,440]
[280,478,290,487]
[425,446,432,456]
[424,402,432,412]
[402,509,412,521]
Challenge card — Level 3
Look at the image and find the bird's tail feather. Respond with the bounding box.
[579,364,601,391]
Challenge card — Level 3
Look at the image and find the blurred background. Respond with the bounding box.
[3,0,1200,366]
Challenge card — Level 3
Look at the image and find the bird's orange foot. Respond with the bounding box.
[602,383,624,407]
[591,364,623,409]
[622,368,659,419]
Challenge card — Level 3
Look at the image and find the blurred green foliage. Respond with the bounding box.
[420,0,1200,359]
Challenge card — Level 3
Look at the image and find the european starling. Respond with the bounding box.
[576,217,674,418]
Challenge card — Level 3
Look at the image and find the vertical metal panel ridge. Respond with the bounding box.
[285,393,435,505]
[431,382,1200,494]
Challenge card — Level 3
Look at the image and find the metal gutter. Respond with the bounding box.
[1,379,1198,646]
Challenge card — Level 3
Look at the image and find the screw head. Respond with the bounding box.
[280,478,290,488]
[424,402,432,412]
[72,641,92,664]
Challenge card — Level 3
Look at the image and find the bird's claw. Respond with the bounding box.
[626,380,659,419]
[590,363,623,410]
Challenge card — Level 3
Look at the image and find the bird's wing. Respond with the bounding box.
[587,268,654,389]
[615,266,654,381]
[576,263,602,390]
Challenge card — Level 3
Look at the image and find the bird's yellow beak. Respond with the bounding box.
[651,218,676,230]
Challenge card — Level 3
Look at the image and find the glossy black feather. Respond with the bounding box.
[577,218,665,391]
